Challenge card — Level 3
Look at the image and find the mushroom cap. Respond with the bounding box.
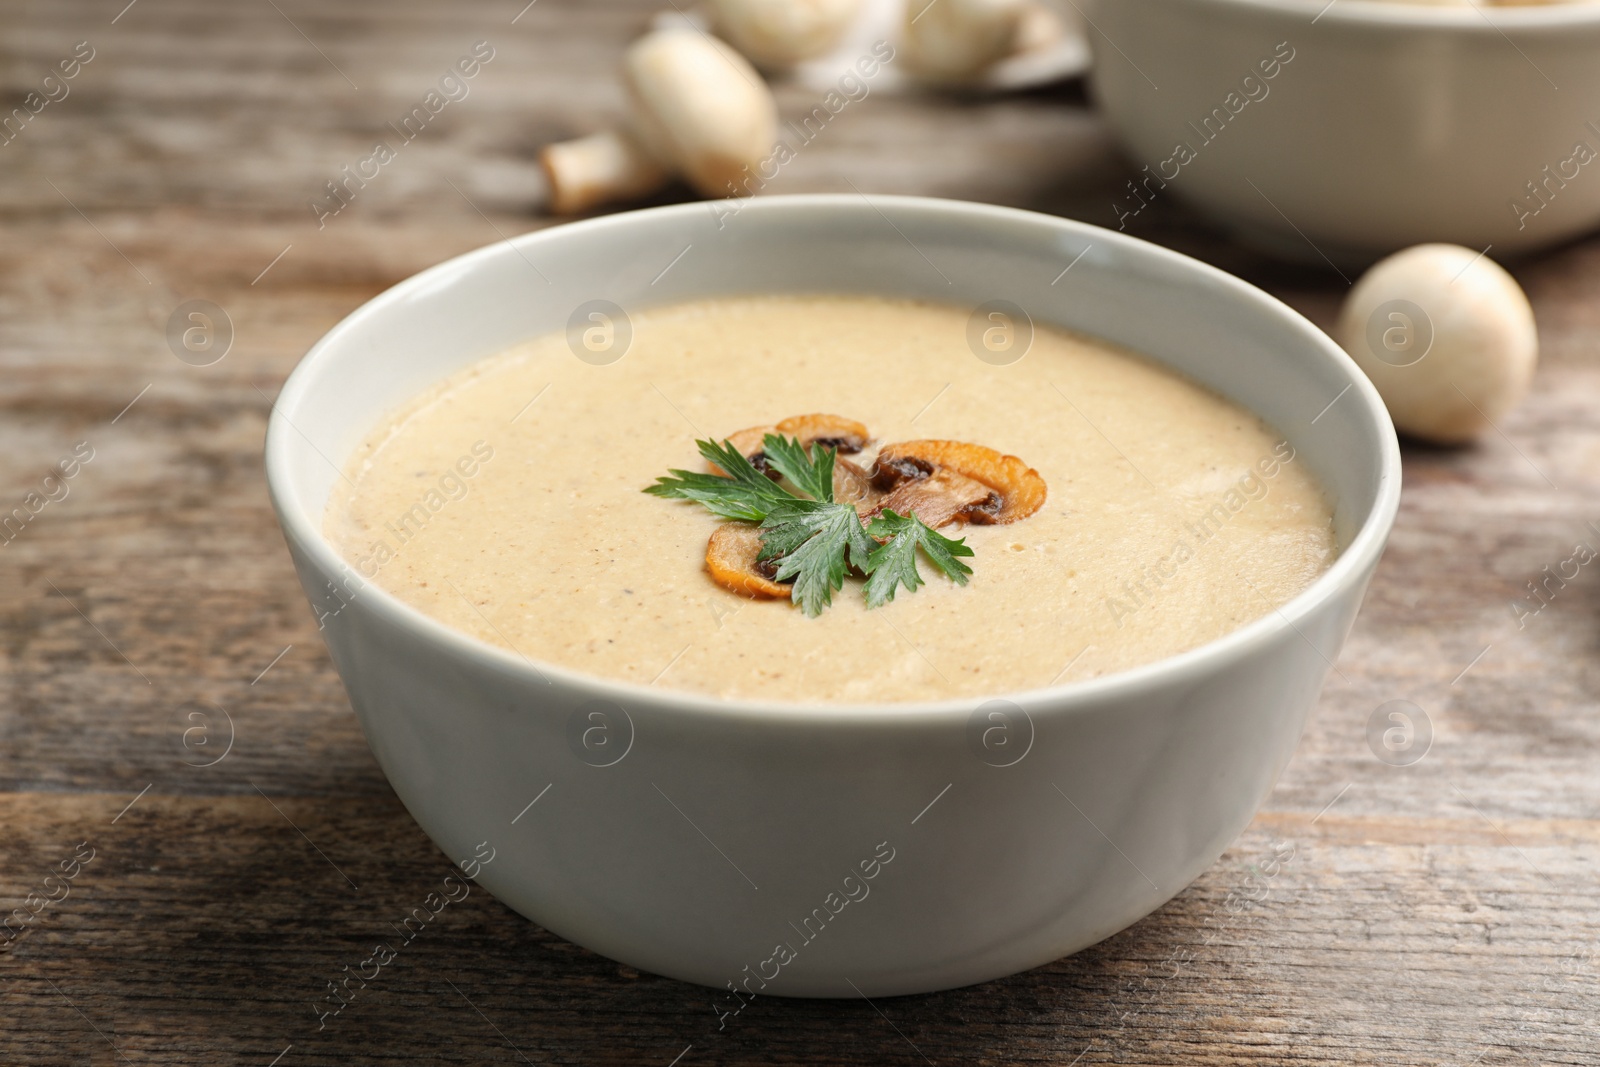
[1335,243,1538,445]
[707,0,865,70]
[622,28,778,200]
[902,0,1027,81]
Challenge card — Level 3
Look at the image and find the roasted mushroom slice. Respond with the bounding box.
[870,440,1047,524]
[709,413,872,479]
[872,466,999,528]
[705,522,792,599]
[774,413,870,456]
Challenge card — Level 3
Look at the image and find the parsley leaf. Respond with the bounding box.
[759,432,836,502]
[760,498,877,617]
[862,509,975,608]
[644,437,792,521]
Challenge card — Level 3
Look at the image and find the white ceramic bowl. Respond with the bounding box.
[1083,0,1600,260]
[264,195,1399,997]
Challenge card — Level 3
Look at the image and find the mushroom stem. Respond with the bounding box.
[540,129,671,216]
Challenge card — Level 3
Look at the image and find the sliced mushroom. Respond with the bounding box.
[774,413,870,455]
[708,413,871,478]
[706,522,792,599]
[870,439,1047,524]
[873,465,1000,528]
[833,457,882,513]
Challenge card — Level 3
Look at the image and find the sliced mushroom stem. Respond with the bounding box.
[833,456,883,514]
[540,129,671,216]
[870,466,999,528]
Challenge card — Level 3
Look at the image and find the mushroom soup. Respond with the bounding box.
[325,295,1336,703]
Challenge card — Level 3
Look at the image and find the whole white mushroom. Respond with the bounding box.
[539,29,778,215]
[1335,244,1538,445]
[707,0,865,70]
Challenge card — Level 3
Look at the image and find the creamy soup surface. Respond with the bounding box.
[325,295,1336,704]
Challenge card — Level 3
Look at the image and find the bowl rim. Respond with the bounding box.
[264,193,1402,724]
[1170,0,1600,31]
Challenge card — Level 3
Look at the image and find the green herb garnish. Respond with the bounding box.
[863,509,975,608]
[645,437,792,522]
[646,434,976,616]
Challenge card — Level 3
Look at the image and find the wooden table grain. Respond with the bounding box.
[2,1,1597,1064]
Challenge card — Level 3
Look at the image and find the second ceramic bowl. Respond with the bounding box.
[1085,0,1600,260]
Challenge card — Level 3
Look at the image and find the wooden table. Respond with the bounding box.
[2,1,1596,1063]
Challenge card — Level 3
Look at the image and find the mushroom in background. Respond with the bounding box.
[1335,244,1538,445]
[540,28,778,214]
[1010,2,1069,57]
[901,0,1045,83]
[706,0,867,70]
